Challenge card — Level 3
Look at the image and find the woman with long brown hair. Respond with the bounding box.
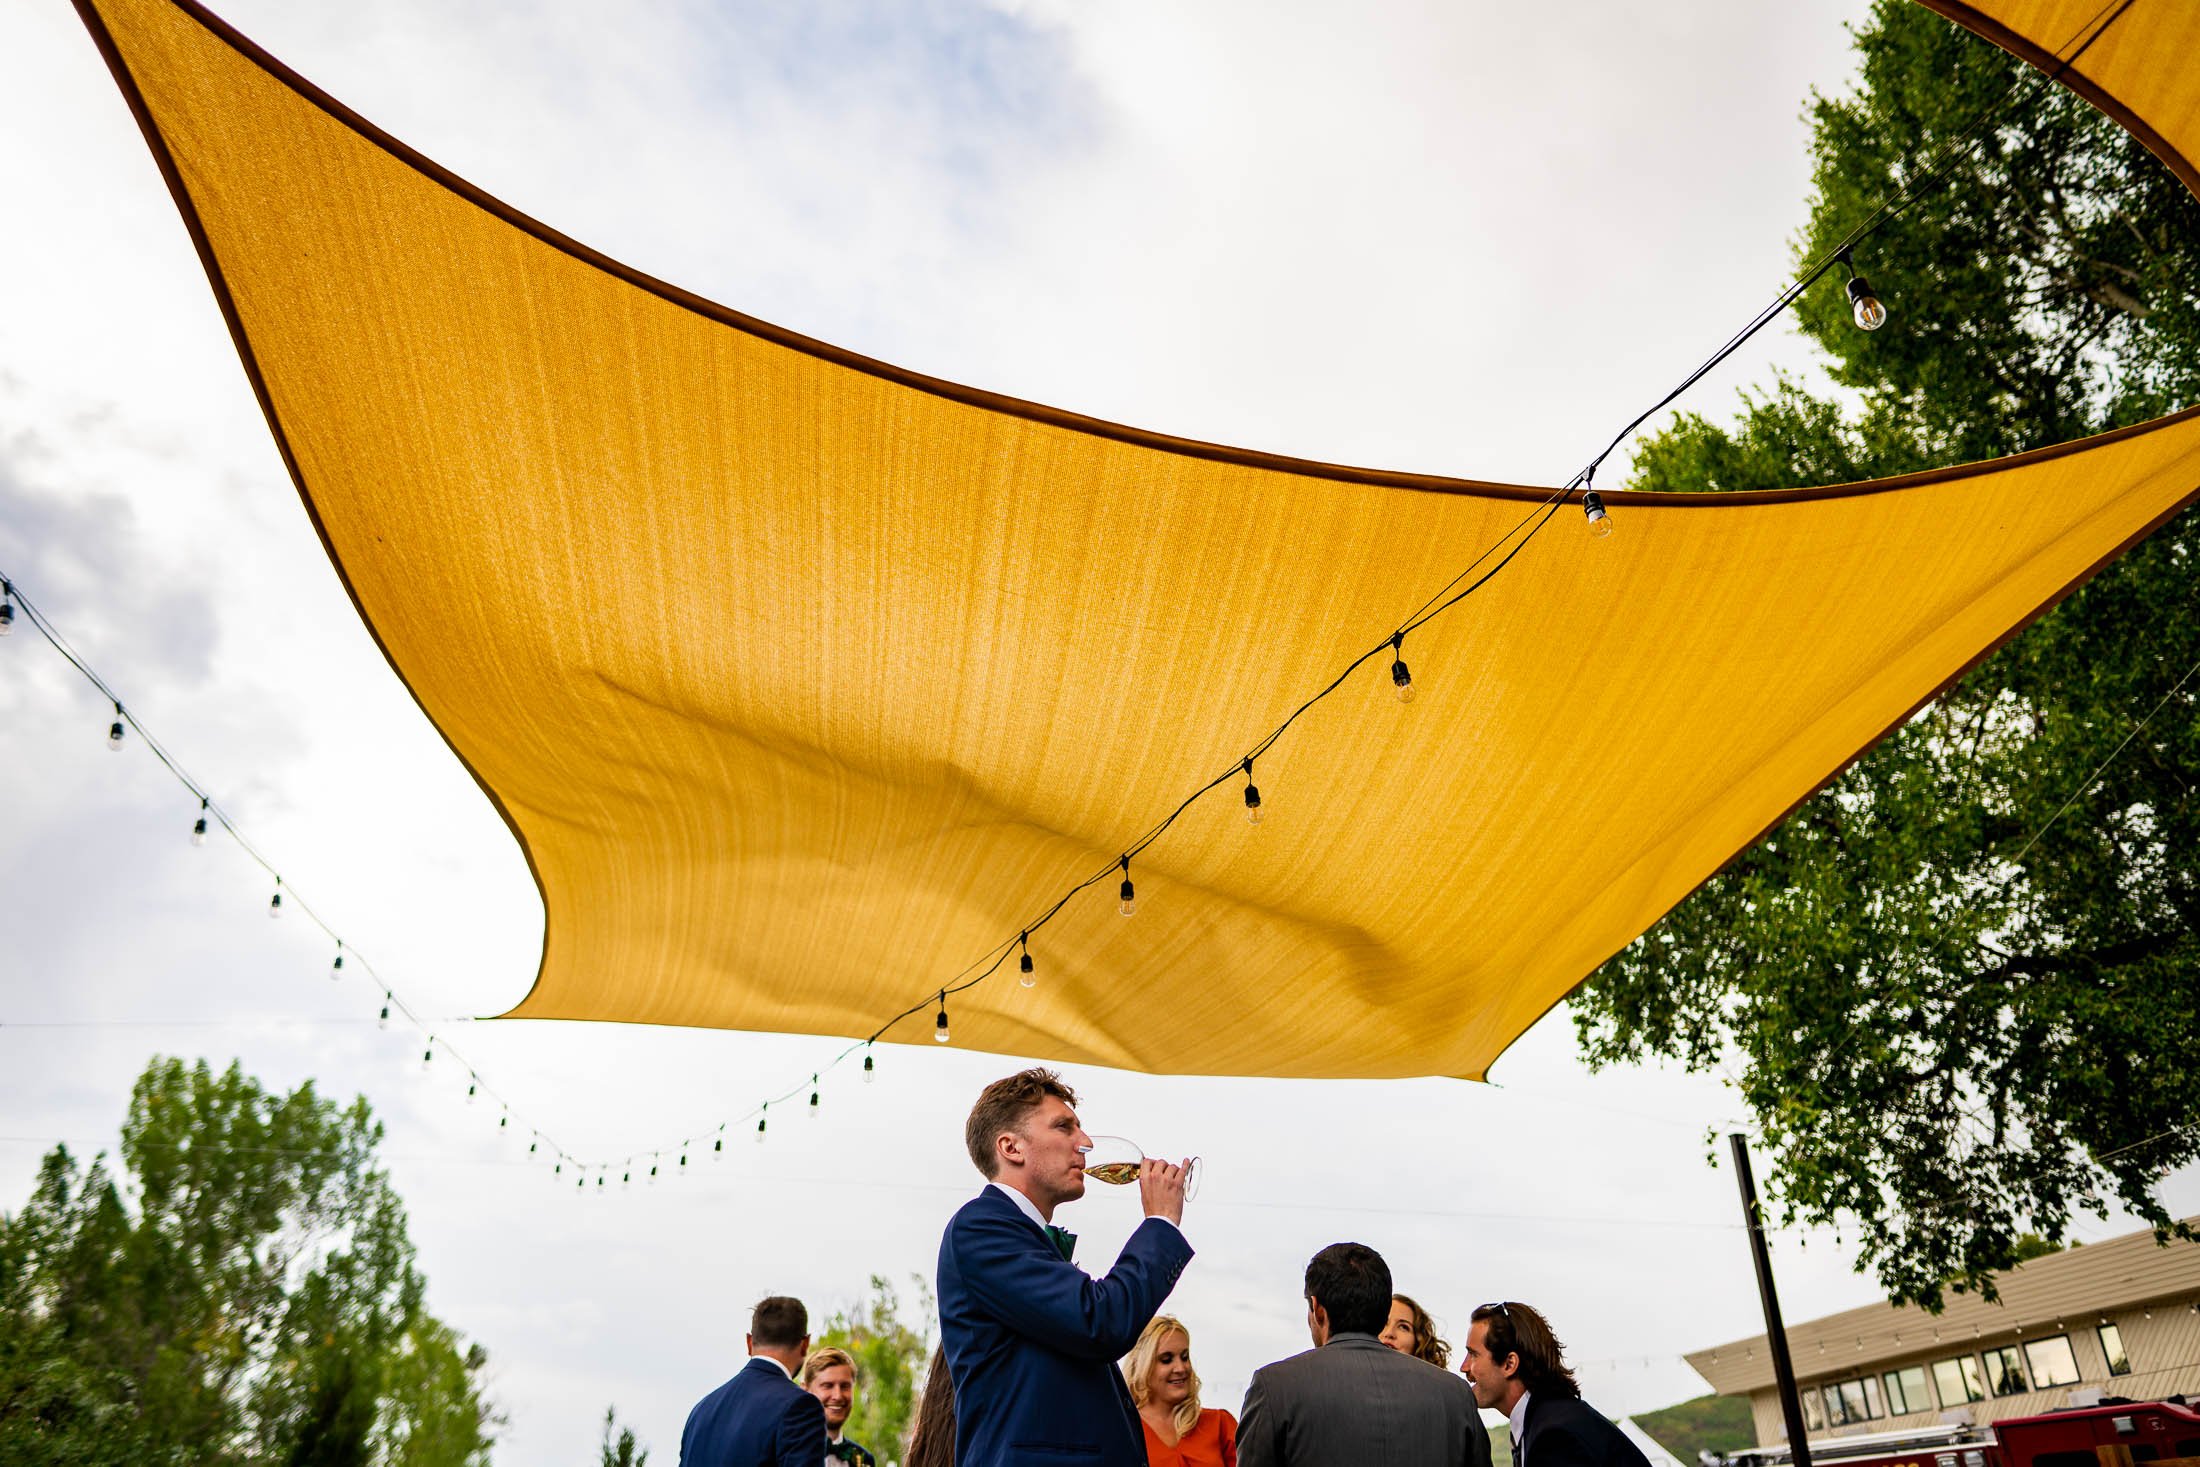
[1381,1293,1452,1369]
[904,1346,955,1467]
[1122,1315,1236,1466]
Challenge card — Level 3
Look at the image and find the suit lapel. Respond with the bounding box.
[978,1183,1057,1253]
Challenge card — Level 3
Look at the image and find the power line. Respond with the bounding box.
[2002,650,2200,870]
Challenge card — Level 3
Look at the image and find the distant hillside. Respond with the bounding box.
[1633,1394,1757,1464]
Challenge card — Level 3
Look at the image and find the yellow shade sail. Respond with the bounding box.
[73,0,2200,1078]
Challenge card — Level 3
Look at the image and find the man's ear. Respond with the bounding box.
[800,1335,813,1357]
[745,1333,756,1355]
[995,1128,1023,1171]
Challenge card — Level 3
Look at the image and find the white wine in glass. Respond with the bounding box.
[1082,1135,1201,1200]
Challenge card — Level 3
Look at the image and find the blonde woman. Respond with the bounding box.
[1122,1314,1237,1467]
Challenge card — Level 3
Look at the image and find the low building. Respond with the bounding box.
[1685,1222,2200,1448]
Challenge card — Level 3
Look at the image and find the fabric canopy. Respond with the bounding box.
[73,0,2200,1079]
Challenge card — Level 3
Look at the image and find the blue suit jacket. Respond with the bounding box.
[680,1357,828,1467]
[938,1185,1195,1467]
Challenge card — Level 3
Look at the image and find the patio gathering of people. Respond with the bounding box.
[682,1068,1658,1467]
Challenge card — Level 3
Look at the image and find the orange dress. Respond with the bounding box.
[1141,1408,1238,1467]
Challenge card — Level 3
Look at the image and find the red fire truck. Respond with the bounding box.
[1714,1398,2200,1467]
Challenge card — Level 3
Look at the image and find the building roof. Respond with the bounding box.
[1686,1223,2200,1396]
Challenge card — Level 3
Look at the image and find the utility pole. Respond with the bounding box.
[1730,1132,1814,1467]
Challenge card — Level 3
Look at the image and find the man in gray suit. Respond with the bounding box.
[1239,1243,1492,1467]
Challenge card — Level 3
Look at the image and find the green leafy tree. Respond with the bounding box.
[0,1057,498,1464]
[599,1405,649,1466]
[1574,0,2200,1308]
[817,1274,935,1459]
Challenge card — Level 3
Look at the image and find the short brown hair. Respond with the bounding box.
[964,1068,1078,1177]
[801,1346,857,1385]
[751,1295,809,1348]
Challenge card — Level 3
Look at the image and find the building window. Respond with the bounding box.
[1885,1366,1934,1416]
[1823,1376,1886,1426]
[1935,1355,1987,1405]
[2025,1335,2081,1388]
[1804,1386,1827,1432]
[2099,1324,2131,1377]
[1983,1345,2030,1397]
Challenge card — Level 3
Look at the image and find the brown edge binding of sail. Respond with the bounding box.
[68,0,2200,1066]
[67,0,558,1027]
[71,0,2200,511]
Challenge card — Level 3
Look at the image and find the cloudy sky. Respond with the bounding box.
[5,1,2196,1463]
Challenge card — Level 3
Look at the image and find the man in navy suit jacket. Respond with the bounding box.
[682,1295,830,1467]
[938,1068,1195,1467]
[1462,1302,1651,1467]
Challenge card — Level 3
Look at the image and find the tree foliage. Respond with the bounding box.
[817,1274,935,1459]
[1574,0,2200,1307]
[0,1057,497,1465]
[599,1406,649,1467]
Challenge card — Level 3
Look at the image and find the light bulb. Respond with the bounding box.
[862,1052,876,1084]
[421,1043,434,1070]
[378,1001,390,1030]
[649,1160,659,1182]
[1391,659,1414,703]
[108,716,126,751]
[466,1082,477,1104]
[529,1138,538,1154]
[1244,784,1262,824]
[755,1115,767,1142]
[497,1114,507,1130]
[713,1137,723,1156]
[330,951,343,980]
[1019,950,1036,988]
[934,1002,951,1043]
[0,598,13,635]
[192,801,209,846]
[1583,489,1614,539]
[1118,857,1137,916]
[1848,275,1886,331]
[808,1083,820,1118]
[269,889,283,919]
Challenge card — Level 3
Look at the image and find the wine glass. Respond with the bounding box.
[1082,1135,1201,1202]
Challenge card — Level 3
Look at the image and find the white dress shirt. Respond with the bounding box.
[750,1352,795,1380]
[990,1179,1052,1230]
[1510,1391,1534,1465]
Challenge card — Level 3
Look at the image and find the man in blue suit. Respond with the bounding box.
[681,1295,829,1467]
[938,1068,1194,1467]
